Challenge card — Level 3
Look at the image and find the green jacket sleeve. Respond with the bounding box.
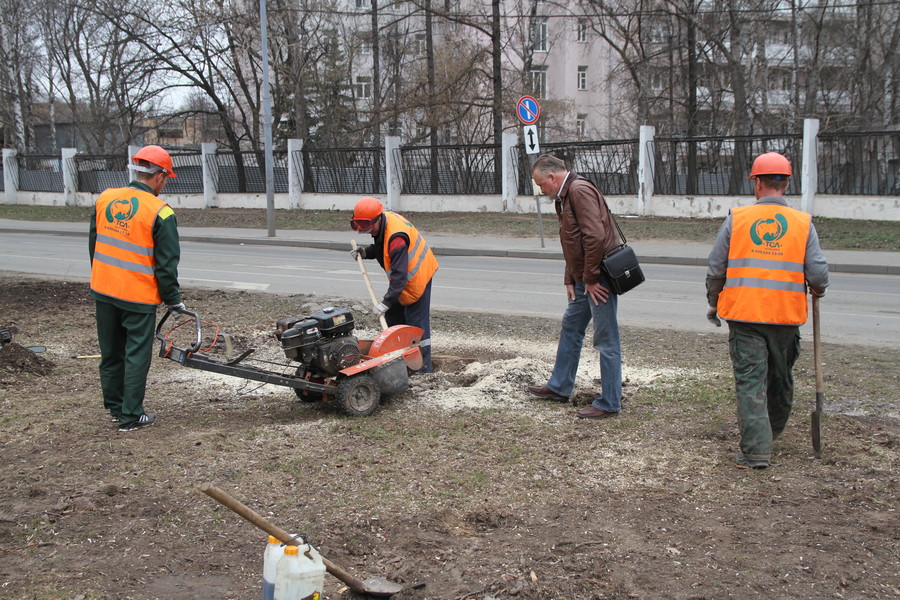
[153,210,182,305]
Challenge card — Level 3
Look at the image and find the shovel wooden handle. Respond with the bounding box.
[351,239,389,330]
[199,483,369,594]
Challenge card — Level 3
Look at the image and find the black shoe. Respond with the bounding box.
[118,413,156,433]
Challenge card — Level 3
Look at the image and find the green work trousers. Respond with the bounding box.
[727,321,801,462]
[95,300,156,425]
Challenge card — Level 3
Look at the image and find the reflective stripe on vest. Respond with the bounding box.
[90,188,167,305]
[717,204,811,325]
[382,212,439,305]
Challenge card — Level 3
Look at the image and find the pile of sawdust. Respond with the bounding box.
[0,342,55,378]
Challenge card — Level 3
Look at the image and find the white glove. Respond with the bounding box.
[350,247,364,260]
[373,302,389,316]
[706,305,721,327]
[168,302,186,313]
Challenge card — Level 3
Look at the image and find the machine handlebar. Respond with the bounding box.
[155,306,202,354]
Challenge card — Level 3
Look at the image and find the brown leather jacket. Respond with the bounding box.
[555,173,620,286]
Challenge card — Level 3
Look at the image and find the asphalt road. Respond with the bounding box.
[2,232,898,348]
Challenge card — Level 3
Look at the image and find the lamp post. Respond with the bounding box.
[260,0,276,237]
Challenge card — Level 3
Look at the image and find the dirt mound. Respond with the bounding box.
[0,342,55,378]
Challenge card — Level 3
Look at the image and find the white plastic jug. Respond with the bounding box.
[263,534,302,600]
[273,544,326,600]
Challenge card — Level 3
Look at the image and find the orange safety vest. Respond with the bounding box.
[718,204,811,325]
[90,187,170,305]
[382,212,439,305]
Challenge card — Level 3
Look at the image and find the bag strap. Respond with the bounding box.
[568,175,628,247]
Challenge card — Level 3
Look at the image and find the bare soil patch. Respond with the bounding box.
[1,274,897,600]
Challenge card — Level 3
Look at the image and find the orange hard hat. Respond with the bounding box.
[131,145,177,178]
[350,197,384,231]
[748,152,792,179]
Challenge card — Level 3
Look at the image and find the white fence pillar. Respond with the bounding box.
[801,118,819,215]
[288,138,304,209]
[3,149,17,204]
[127,145,140,183]
[501,132,518,213]
[638,125,655,216]
[62,148,77,206]
[385,136,402,211]
[201,142,218,208]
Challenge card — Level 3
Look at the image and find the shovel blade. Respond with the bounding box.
[361,576,405,597]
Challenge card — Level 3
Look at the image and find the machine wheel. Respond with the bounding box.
[334,374,381,417]
[293,368,324,402]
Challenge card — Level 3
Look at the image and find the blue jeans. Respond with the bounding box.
[546,279,622,412]
[385,279,433,373]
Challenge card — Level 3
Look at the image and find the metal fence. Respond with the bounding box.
[17,155,64,192]
[818,131,900,195]
[517,140,640,196]
[12,130,900,198]
[302,147,386,193]
[214,151,288,193]
[400,144,501,194]
[74,153,205,193]
[652,135,804,196]
[75,155,128,193]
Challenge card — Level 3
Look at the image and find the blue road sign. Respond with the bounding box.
[516,96,541,125]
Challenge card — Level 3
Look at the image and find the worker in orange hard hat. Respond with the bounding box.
[88,145,185,432]
[747,151,792,181]
[350,197,439,373]
[706,151,829,469]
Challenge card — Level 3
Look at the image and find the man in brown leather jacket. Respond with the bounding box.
[527,154,623,419]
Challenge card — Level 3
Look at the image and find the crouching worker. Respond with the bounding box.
[349,197,438,373]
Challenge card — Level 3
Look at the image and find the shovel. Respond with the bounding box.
[199,483,404,597]
[811,295,824,458]
[351,239,389,331]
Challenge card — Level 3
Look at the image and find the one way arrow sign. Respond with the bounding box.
[523,125,540,155]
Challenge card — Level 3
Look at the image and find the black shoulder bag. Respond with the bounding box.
[568,177,645,295]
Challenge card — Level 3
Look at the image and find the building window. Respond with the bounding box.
[577,19,588,43]
[576,114,586,139]
[354,75,372,99]
[529,67,547,99]
[577,66,587,91]
[355,0,368,9]
[360,33,373,54]
[532,17,548,52]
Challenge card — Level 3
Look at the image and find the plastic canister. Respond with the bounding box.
[263,534,301,600]
[274,544,326,600]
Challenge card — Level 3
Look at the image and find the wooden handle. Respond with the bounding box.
[199,483,368,593]
[351,240,389,330]
[812,296,824,394]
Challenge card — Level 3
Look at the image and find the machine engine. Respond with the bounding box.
[276,307,362,377]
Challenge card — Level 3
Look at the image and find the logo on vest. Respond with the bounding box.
[749,214,788,249]
[105,197,139,228]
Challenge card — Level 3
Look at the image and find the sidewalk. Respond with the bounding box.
[2,218,897,275]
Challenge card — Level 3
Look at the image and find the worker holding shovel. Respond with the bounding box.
[350,197,439,373]
[706,152,830,469]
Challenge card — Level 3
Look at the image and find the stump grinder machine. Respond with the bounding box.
[156,306,424,417]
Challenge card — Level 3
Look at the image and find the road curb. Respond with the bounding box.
[2,227,894,275]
